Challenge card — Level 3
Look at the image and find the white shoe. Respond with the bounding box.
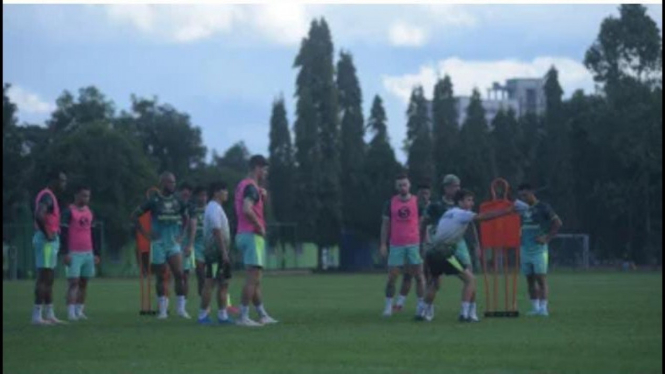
[45,316,67,324]
[236,317,262,327]
[68,314,79,322]
[77,313,88,320]
[259,315,278,325]
[178,310,191,319]
[32,317,52,325]
[157,312,168,319]
[469,315,480,322]
[382,307,392,317]
[424,306,434,322]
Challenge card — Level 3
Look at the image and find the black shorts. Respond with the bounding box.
[204,260,232,281]
[426,245,464,277]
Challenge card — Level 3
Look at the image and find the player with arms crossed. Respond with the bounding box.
[132,172,191,319]
[31,170,67,325]
[235,155,278,326]
[380,174,426,318]
[197,182,235,325]
[419,189,522,322]
[517,183,562,317]
[60,185,100,321]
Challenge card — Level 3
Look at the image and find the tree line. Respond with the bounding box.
[3,5,662,265]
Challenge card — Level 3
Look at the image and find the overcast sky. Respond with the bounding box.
[3,4,663,162]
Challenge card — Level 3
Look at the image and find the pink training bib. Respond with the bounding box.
[234,178,265,235]
[389,195,420,246]
[67,205,94,252]
[34,188,60,235]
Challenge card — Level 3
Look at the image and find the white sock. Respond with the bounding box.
[396,295,406,307]
[198,309,208,320]
[218,308,229,320]
[45,304,55,319]
[33,305,43,320]
[177,296,186,312]
[461,302,471,318]
[470,303,478,318]
[75,304,84,316]
[385,298,393,310]
[158,297,167,314]
[426,303,434,314]
[226,294,232,307]
[540,299,548,311]
[255,304,267,318]
[240,305,250,319]
[531,299,539,311]
[68,304,77,318]
[416,298,424,310]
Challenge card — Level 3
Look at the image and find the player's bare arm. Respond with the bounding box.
[380,216,390,258]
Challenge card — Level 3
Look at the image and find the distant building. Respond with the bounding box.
[427,77,547,128]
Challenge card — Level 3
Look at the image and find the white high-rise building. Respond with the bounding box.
[427,77,547,128]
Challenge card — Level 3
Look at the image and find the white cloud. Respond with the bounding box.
[422,4,479,28]
[105,5,242,43]
[252,4,309,46]
[383,57,595,104]
[6,86,55,115]
[104,4,309,45]
[388,22,428,47]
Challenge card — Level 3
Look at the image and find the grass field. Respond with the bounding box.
[2,272,662,374]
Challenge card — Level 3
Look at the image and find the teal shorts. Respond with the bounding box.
[235,233,265,268]
[521,245,549,275]
[182,249,195,271]
[194,241,205,264]
[454,239,471,268]
[388,244,422,267]
[150,240,181,265]
[33,232,59,270]
[65,252,96,278]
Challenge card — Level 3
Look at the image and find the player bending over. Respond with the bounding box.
[419,189,521,322]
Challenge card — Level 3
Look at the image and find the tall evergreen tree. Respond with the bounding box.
[337,51,367,234]
[293,18,341,263]
[365,95,401,238]
[491,109,521,186]
[432,76,459,187]
[404,86,434,187]
[458,89,494,196]
[268,96,295,224]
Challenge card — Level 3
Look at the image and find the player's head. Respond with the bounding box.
[74,185,91,206]
[517,183,536,205]
[159,172,176,195]
[208,181,228,203]
[179,182,193,202]
[442,174,461,199]
[48,170,67,193]
[454,189,475,210]
[193,185,207,206]
[395,173,411,196]
[249,155,269,183]
[417,181,432,203]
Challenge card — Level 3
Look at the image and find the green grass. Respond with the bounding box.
[2,272,662,374]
